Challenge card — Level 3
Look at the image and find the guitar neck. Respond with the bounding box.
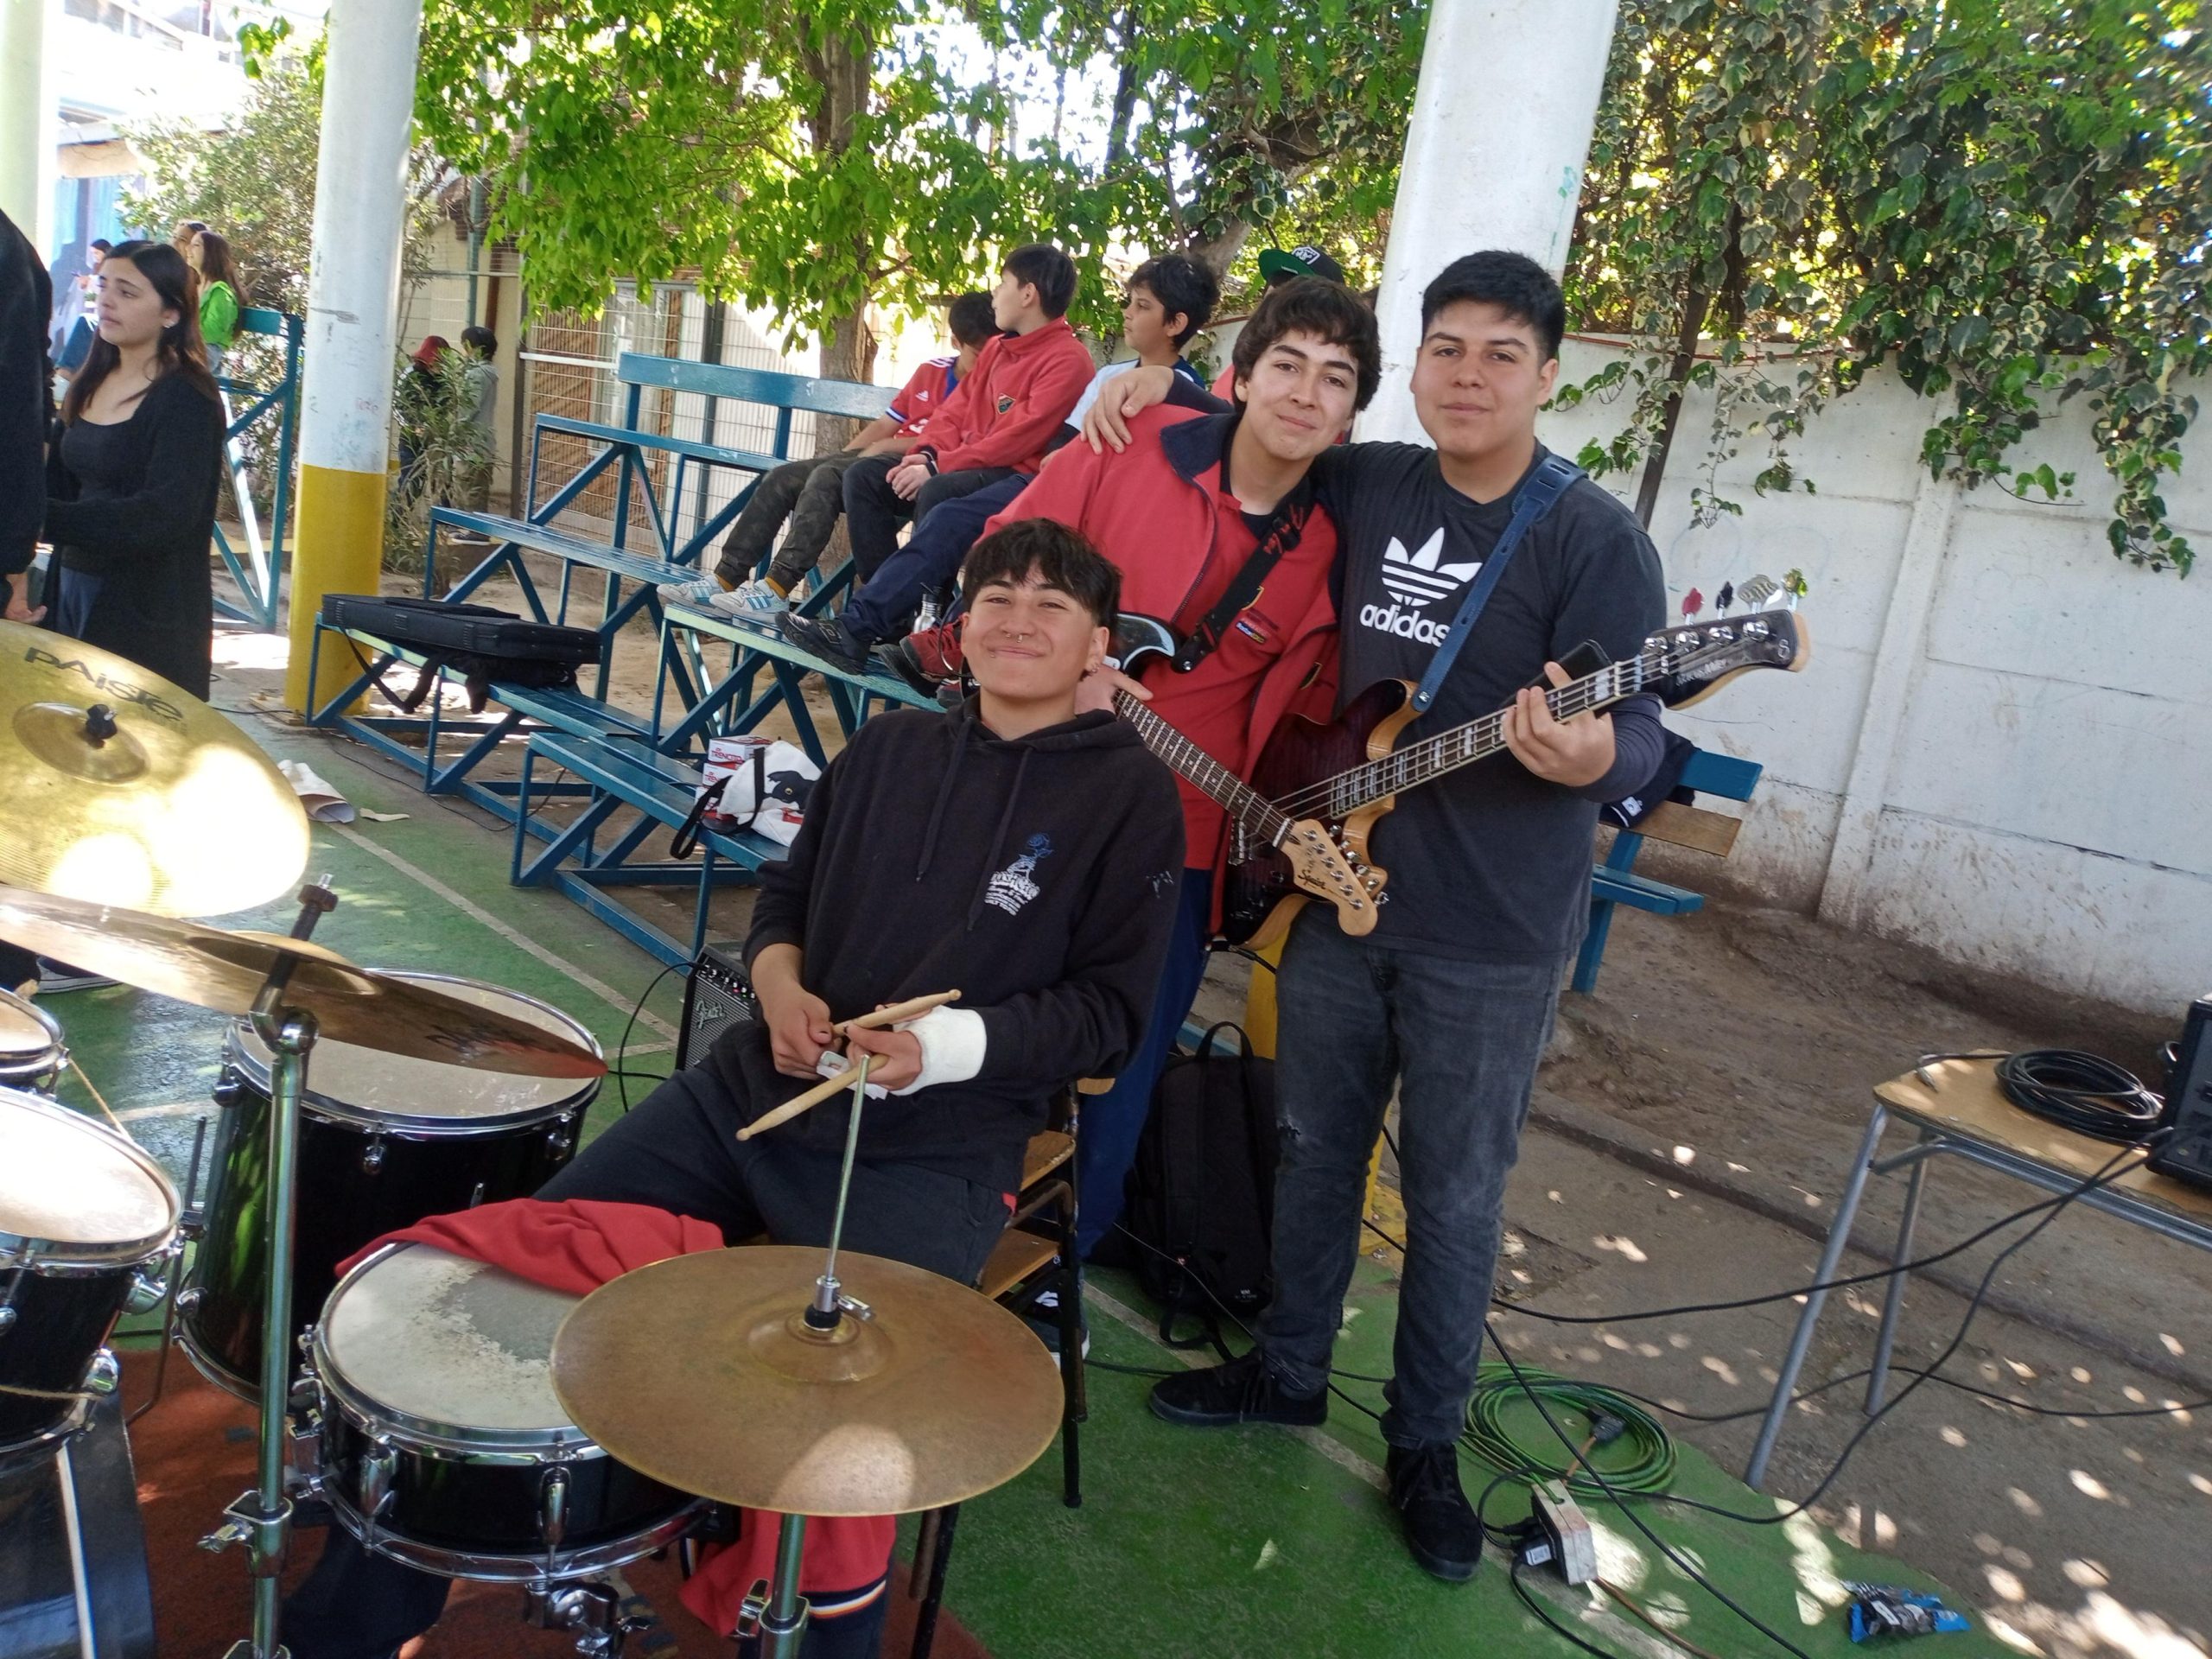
[1116,690,1293,845]
[1323,652,1664,816]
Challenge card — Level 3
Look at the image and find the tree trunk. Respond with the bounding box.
[1189,219,1255,279]
[1104,11,1139,175]
[1632,283,1710,528]
[808,29,875,454]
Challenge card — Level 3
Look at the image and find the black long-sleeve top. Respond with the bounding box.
[43,372,223,696]
[2,210,52,581]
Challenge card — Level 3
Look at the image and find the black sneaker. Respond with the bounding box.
[1148,1349,1326,1428]
[1386,1442,1482,1582]
[778,611,871,673]
[874,639,943,697]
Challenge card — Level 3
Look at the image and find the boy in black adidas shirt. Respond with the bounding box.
[1084,252,1666,1581]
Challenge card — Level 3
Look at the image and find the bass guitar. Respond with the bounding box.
[1104,622,1385,944]
[1116,606,1808,946]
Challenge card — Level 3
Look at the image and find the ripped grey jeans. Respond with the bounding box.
[1256,907,1567,1447]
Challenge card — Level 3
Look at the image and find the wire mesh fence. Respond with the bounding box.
[519,287,825,549]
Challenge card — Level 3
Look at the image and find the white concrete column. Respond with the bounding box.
[1815,469,1963,929]
[0,0,49,235]
[1358,0,1620,445]
[285,0,424,709]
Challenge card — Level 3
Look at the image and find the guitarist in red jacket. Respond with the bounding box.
[985,277,1382,1268]
[1090,251,1669,1583]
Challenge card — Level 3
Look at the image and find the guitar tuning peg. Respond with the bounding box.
[1735,574,1779,610]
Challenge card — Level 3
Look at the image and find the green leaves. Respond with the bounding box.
[1569,0,2206,574]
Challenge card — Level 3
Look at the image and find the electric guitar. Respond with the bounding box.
[1103,624,1385,943]
[1115,606,1808,946]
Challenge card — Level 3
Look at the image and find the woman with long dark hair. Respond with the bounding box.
[42,238,223,698]
[187,229,244,376]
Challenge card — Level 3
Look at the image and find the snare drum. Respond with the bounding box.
[310,1243,702,1580]
[178,976,600,1402]
[0,989,66,1093]
[0,1091,177,1459]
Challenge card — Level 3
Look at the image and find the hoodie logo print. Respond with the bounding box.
[985,833,1054,917]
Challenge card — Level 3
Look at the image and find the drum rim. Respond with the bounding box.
[0,1089,179,1265]
[321,1482,705,1584]
[312,1243,613,1458]
[222,972,603,1133]
[0,988,64,1065]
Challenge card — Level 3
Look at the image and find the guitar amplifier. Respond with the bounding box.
[2149,995,2212,1192]
[676,943,760,1071]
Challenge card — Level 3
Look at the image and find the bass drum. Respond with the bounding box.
[0,1395,157,1658]
[0,988,66,1094]
[310,1243,703,1580]
[0,1091,176,1459]
[178,975,600,1402]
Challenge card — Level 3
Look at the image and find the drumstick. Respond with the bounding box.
[735,991,957,1142]
[834,989,960,1034]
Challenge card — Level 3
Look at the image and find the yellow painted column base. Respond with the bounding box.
[284,463,389,713]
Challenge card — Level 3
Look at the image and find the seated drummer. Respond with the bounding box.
[285,519,1185,1659]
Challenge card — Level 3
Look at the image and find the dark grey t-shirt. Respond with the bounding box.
[1313,442,1667,963]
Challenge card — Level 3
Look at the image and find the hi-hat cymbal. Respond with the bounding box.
[0,886,605,1079]
[0,620,309,916]
[551,1247,1062,1516]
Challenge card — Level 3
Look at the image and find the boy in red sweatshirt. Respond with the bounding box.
[783,244,1094,664]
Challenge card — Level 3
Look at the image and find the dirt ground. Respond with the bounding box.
[237,562,2212,1656]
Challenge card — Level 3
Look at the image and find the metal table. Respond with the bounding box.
[1744,1057,2212,1489]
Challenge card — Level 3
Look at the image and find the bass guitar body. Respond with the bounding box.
[1219,679,1418,947]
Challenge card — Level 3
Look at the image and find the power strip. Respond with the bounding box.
[1533,1480,1597,1586]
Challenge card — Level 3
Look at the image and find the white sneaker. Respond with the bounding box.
[710,578,789,617]
[658,576,728,609]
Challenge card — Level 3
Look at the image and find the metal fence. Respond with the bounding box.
[519,288,826,547]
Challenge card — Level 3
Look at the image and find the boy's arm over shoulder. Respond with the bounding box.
[971,755,1185,1090]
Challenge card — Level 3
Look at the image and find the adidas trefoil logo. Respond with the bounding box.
[1379,529,1482,608]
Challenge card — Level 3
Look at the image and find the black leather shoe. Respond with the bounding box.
[1148,1349,1327,1428]
[1386,1442,1482,1581]
[779,611,871,673]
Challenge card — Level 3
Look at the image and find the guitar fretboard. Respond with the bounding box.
[1116,692,1292,846]
[1289,641,1702,823]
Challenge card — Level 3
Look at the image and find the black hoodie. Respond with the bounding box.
[728,698,1185,1191]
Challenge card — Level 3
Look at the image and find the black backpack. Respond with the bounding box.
[321,594,601,713]
[1119,1021,1280,1347]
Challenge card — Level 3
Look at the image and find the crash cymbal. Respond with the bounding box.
[552,1247,1062,1516]
[0,887,606,1079]
[0,620,308,916]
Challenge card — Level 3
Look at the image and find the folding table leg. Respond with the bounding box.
[1866,1137,1933,1414]
[1745,1103,1889,1490]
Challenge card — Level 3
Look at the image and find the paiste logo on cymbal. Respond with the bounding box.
[23,646,187,723]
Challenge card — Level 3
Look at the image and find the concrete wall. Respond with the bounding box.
[1540,342,2211,1014]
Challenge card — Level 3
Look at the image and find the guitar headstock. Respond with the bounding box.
[1279,817,1383,937]
[1644,608,1809,709]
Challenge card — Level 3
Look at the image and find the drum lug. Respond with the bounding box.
[360,1136,387,1176]
[211,1066,245,1109]
[359,1439,398,1520]
[544,1116,576,1160]
[124,1265,170,1315]
[81,1349,121,1396]
[540,1463,572,1551]
[0,1306,14,1334]
[174,1285,203,1314]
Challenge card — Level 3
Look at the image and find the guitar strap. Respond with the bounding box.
[1173,469,1318,674]
[1409,452,1585,714]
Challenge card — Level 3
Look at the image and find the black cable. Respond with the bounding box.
[1088,1358,1175,1379]
[1509,1556,1628,1659]
[1991,1048,2164,1144]
[1485,1322,1817,1659]
[1630,1135,2163,1529]
[615,961,688,1112]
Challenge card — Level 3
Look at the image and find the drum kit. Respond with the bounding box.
[0,622,1063,1659]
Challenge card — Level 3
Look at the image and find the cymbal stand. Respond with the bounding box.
[737,1055,874,1659]
[204,877,336,1659]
